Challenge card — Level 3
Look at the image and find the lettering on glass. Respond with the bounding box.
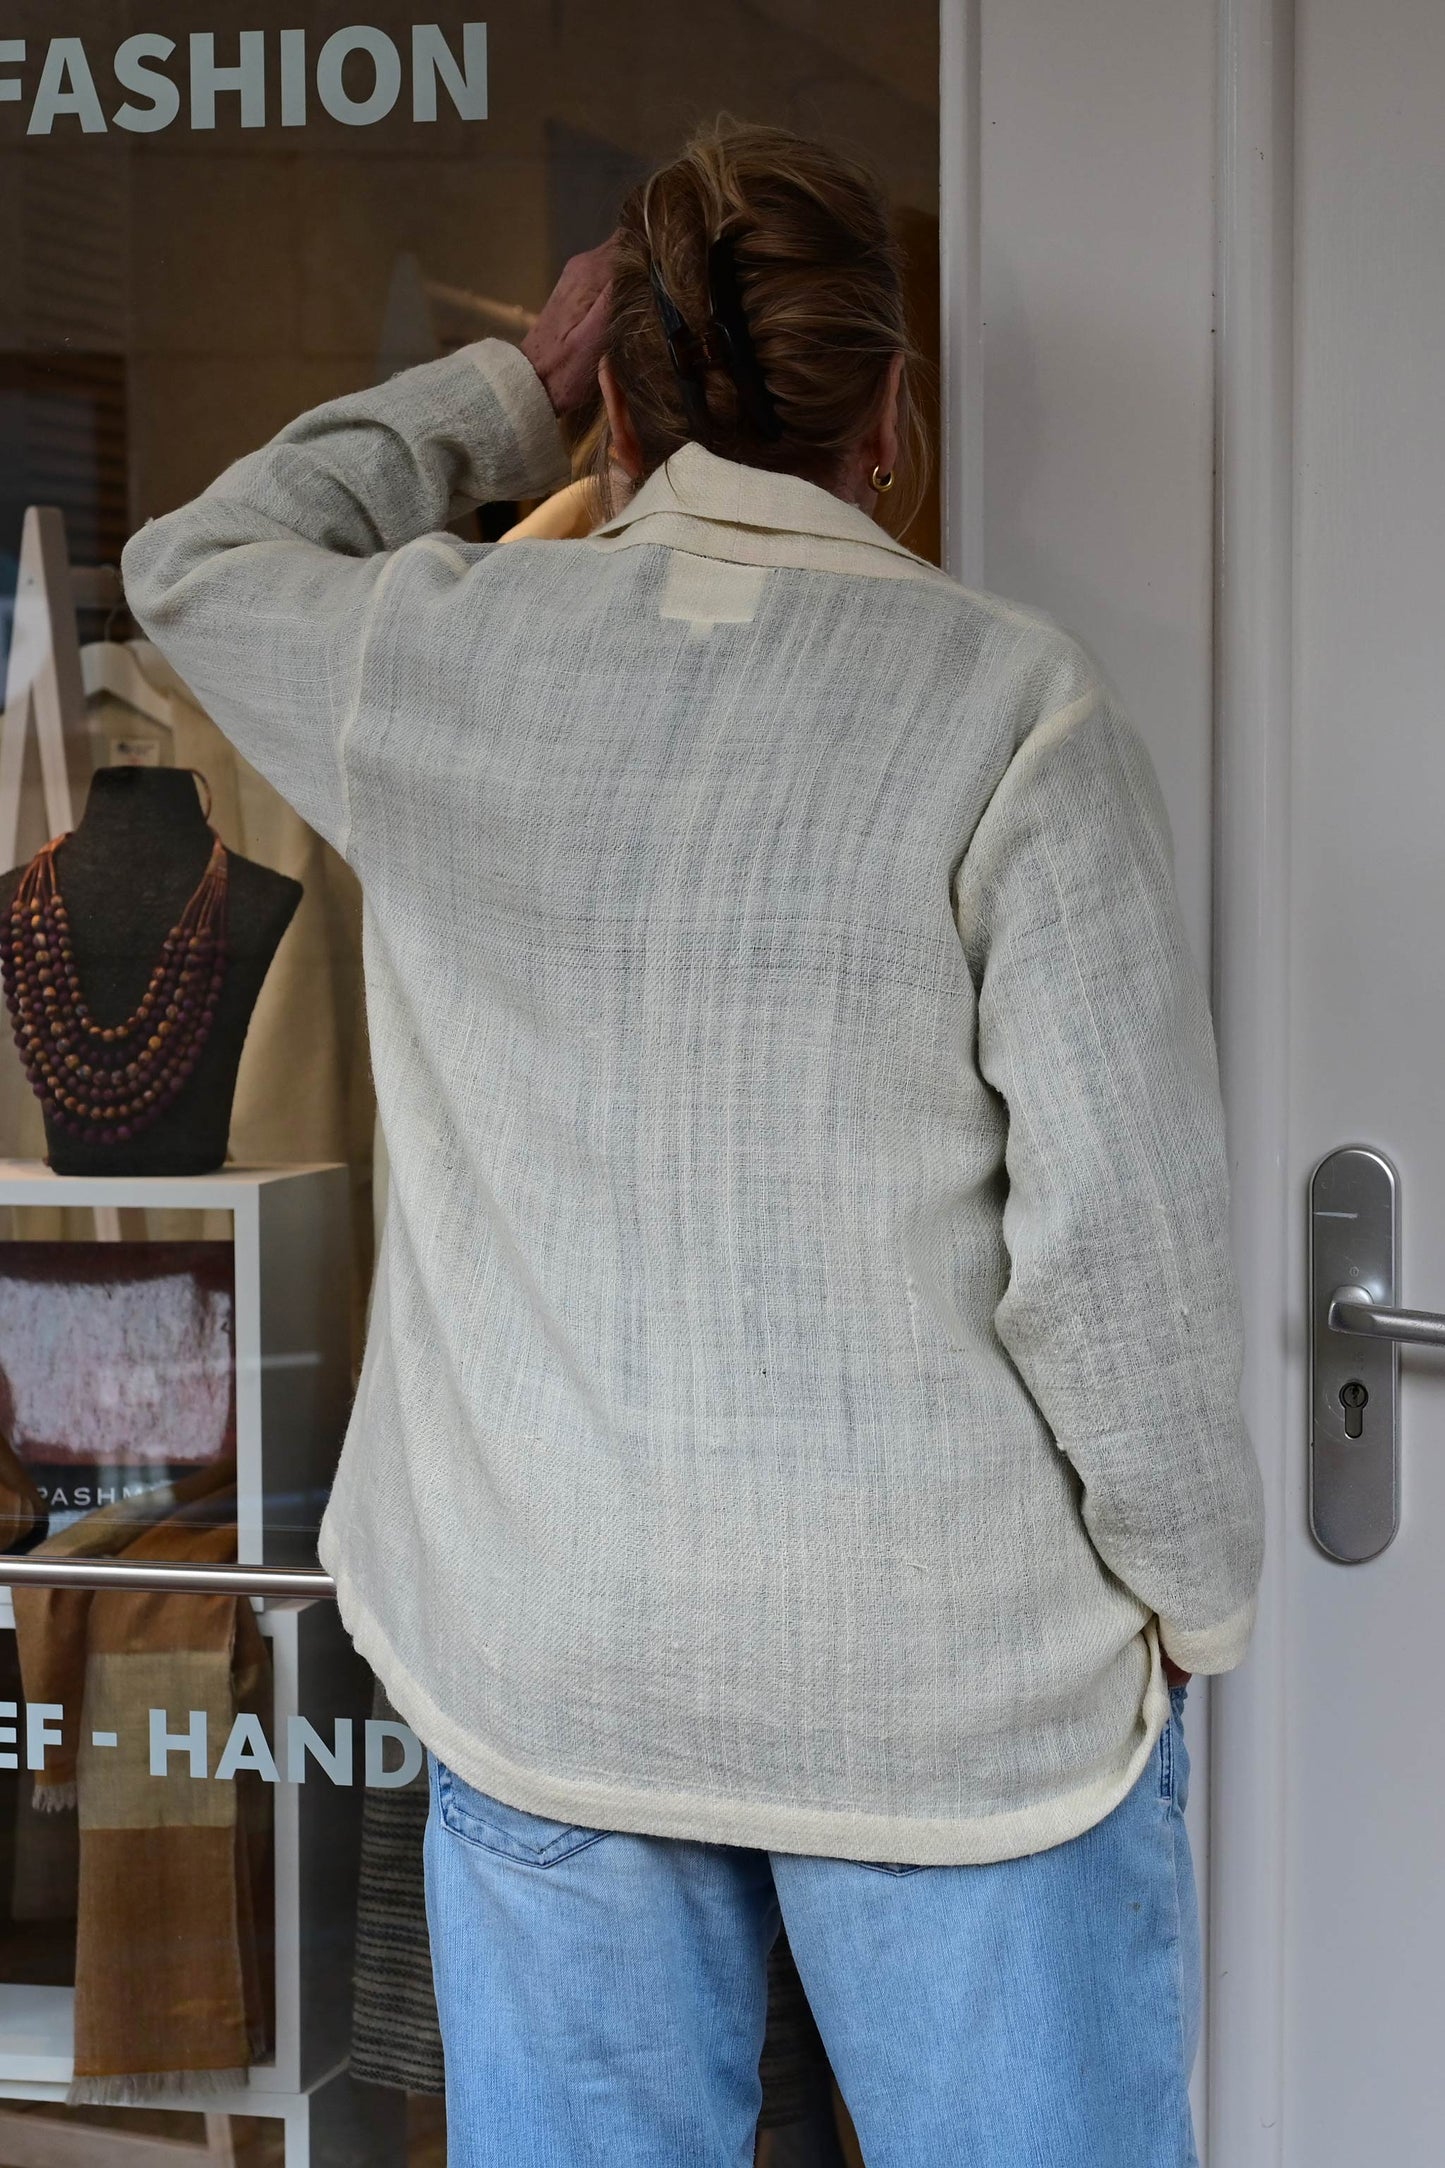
[0,23,489,136]
[0,1703,424,1786]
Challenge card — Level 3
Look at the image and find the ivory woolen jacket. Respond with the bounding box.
[122,338,1265,1865]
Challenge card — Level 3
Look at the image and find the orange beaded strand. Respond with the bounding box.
[1,834,230,1145]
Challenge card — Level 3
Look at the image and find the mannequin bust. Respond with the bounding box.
[0,767,301,1177]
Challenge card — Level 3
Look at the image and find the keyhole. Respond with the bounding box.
[1339,1379,1369,1439]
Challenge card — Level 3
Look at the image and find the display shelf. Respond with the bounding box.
[0,1162,342,1212]
[0,1166,391,2164]
[0,1161,350,1572]
[0,2064,405,2167]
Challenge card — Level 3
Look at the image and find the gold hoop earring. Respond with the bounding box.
[871,464,894,494]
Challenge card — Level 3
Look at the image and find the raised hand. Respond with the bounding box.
[521,235,617,418]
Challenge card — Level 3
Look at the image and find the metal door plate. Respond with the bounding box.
[1308,1145,1399,1560]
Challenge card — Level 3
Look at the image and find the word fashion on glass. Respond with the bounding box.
[1,21,487,136]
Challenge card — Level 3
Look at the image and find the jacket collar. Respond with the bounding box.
[588,441,939,580]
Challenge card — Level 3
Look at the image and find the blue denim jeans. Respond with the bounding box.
[424,1681,1199,2167]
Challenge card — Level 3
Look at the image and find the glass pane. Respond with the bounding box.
[1,3,940,2158]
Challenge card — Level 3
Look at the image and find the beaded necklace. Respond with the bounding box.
[1,832,230,1147]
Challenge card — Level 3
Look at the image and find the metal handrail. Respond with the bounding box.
[0,1558,337,1598]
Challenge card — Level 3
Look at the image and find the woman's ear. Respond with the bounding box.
[844,352,907,512]
[873,352,905,483]
[599,355,644,483]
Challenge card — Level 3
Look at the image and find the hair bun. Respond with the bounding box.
[595,115,929,529]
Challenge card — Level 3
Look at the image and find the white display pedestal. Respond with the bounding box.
[0,1165,401,2166]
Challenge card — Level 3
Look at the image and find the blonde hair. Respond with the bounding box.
[586,117,931,535]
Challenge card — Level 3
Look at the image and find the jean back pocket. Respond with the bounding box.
[431,1756,611,1867]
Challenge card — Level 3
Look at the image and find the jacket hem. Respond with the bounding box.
[1158,1591,1258,1674]
[319,1518,1173,1868]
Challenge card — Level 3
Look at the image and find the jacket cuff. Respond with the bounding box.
[459,338,572,502]
[1158,1591,1258,1674]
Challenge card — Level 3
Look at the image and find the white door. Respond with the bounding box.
[1176,0,1445,2154]
[953,0,1445,2156]
[1214,0,1445,2158]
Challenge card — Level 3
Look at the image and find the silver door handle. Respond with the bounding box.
[1310,1145,1445,1565]
[1309,1145,1408,1562]
[1328,1285,1445,1348]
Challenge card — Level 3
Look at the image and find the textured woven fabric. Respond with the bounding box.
[121,338,1265,1865]
[350,1678,445,2096]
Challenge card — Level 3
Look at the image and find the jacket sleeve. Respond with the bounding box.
[953,646,1265,1674]
[120,339,572,853]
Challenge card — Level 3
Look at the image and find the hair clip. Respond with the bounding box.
[648,260,712,440]
[646,238,783,445]
[705,235,783,442]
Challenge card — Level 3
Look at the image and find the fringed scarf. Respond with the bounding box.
[13,1468,273,2104]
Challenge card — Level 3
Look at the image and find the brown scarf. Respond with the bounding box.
[13,1468,273,2103]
